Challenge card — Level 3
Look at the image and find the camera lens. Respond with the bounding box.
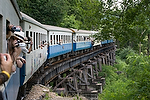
[17,40,20,43]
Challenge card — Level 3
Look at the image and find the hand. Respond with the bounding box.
[16,57,26,64]
[0,53,13,75]
[20,57,26,64]
[30,41,33,45]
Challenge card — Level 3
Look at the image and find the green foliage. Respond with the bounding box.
[60,91,64,97]
[17,0,69,26]
[44,93,50,100]
[116,47,136,60]
[76,95,79,99]
[126,53,150,99]
[50,82,54,87]
[99,48,150,100]
[60,14,81,29]
[63,73,66,78]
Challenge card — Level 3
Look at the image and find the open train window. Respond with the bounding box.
[53,35,55,44]
[6,20,10,53]
[26,31,29,37]
[30,31,32,37]
[83,36,86,41]
[77,36,79,42]
[34,32,36,50]
[59,35,60,42]
[39,33,41,47]
[36,33,38,49]
[50,35,52,45]
[56,35,58,44]
[69,36,71,42]
[30,31,32,50]
[66,35,68,43]
[64,35,65,43]
[61,35,63,43]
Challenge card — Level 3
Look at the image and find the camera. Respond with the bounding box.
[3,56,6,61]
[18,43,26,47]
[7,26,21,33]
[0,56,6,64]
[15,40,26,47]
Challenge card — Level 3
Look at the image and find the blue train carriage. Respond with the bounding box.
[71,29,93,52]
[43,25,73,61]
[20,12,48,85]
[101,39,114,46]
[0,0,22,100]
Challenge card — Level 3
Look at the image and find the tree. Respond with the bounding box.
[17,0,69,26]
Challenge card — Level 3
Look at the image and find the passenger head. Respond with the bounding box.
[7,25,24,62]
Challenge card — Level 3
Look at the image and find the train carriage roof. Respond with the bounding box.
[43,25,72,33]
[71,29,97,35]
[11,0,22,19]
[21,12,47,30]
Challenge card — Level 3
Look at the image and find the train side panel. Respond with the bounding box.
[0,0,22,100]
[73,42,92,51]
[48,43,72,59]
[20,13,47,85]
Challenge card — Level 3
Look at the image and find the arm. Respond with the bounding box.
[0,73,9,85]
[28,41,33,53]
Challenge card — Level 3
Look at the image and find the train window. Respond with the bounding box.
[56,35,58,44]
[50,35,52,45]
[26,31,29,37]
[67,36,68,43]
[67,35,69,43]
[42,34,46,45]
[66,35,67,43]
[53,35,55,44]
[69,36,71,42]
[39,33,40,47]
[6,20,10,53]
[61,35,63,43]
[30,31,32,37]
[68,36,69,43]
[59,35,60,42]
[64,35,65,43]
[26,31,29,49]
[36,33,38,49]
[34,32,36,50]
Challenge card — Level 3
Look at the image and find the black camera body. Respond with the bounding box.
[15,40,26,47]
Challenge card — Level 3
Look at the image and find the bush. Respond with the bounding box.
[99,48,150,100]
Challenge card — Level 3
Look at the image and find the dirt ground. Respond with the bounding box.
[24,84,88,100]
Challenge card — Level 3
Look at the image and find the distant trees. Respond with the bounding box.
[17,0,68,26]
[17,0,150,55]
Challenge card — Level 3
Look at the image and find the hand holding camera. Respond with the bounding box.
[0,53,13,75]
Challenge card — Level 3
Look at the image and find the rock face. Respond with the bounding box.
[24,84,88,100]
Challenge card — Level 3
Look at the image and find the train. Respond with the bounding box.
[0,0,113,100]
